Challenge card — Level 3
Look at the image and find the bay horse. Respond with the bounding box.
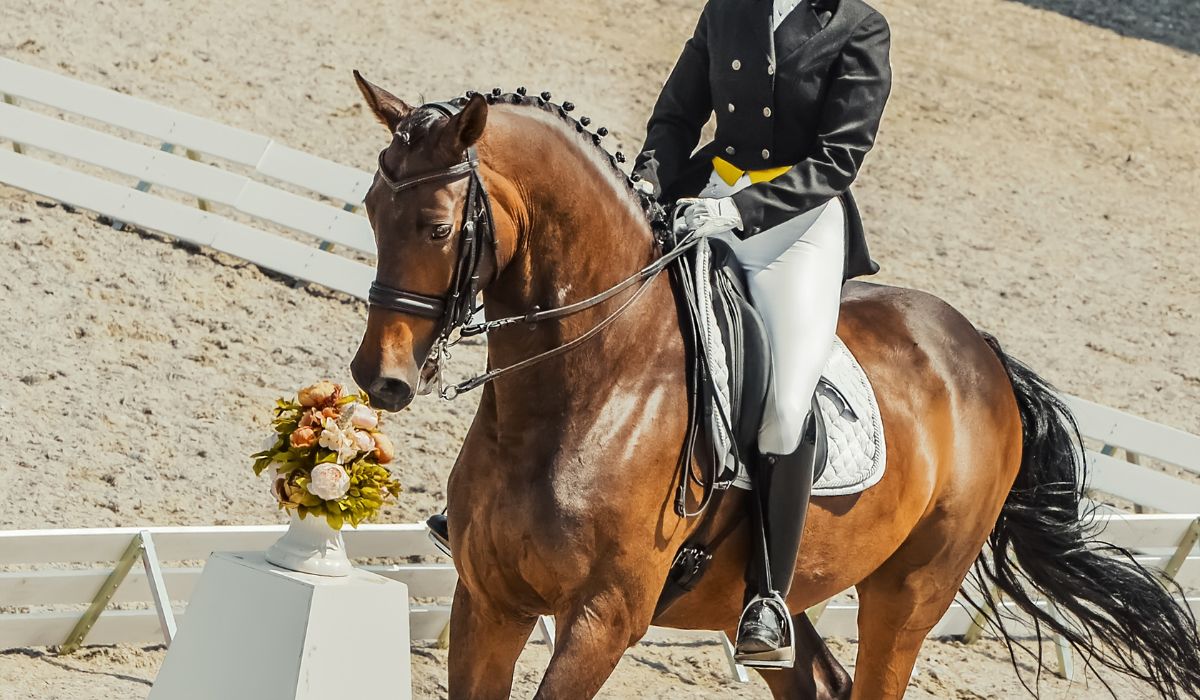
[348,74,1200,699]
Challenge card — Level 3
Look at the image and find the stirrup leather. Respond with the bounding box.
[734,592,796,669]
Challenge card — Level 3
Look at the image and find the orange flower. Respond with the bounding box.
[297,381,341,408]
[299,408,323,429]
[290,426,317,449]
[372,433,395,464]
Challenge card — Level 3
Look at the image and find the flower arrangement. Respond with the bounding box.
[251,381,401,530]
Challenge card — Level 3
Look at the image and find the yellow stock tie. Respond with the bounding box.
[712,156,793,186]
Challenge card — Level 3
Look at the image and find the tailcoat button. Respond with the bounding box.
[762,148,771,159]
[728,103,736,113]
[763,107,772,117]
[767,64,775,75]
[725,146,736,156]
[731,59,742,70]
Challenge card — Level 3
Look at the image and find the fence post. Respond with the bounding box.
[963,585,1000,644]
[537,616,556,649]
[1048,601,1077,681]
[1162,517,1200,583]
[436,619,451,649]
[719,633,750,683]
[182,149,211,211]
[805,599,830,625]
[60,533,144,654]
[318,203,358,252]
[139,530,177,646]
[59,531,177,653]
[113,142,176,231]
[1,94,22,153]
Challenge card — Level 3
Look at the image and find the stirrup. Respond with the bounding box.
[427,531,452,558]
[734,592,796,669]
[426,514,453,558]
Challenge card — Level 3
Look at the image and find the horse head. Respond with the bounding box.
[350,72,661,413]
[349,72,515,411]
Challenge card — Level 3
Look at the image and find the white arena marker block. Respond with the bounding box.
[149,551,411,700]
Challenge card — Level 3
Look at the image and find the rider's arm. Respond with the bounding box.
[633,5,713,198]
[731,10,892,236]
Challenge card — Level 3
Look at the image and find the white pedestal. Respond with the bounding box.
[149,551,411,700]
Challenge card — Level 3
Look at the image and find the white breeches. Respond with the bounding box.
[701,170,846,455]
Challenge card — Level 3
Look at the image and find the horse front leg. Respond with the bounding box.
[447,583,537,700]
[533,585,652,699]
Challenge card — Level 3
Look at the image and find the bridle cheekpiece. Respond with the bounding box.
[367,102,496,350]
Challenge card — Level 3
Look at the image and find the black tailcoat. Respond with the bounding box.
[634,0,892,279]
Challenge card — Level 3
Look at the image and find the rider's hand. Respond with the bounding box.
[673,197,743,238]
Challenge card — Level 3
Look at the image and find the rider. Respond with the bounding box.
[633,0,892,666]
[428,0,891,667]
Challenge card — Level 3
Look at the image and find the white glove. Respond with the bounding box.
[673,197,743,238]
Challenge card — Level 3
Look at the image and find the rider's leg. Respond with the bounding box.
[726,197,846,663]
[736,197,846,455]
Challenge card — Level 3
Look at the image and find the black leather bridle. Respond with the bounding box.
[367,100,702,400]
[368,102,496,347]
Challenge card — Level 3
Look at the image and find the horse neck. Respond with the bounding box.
[479,110,680,419]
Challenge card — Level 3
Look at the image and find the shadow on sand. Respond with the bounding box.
[1009,0,1198,54]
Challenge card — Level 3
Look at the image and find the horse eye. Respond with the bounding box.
[432,224,453,239]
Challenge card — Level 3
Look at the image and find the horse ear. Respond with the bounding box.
[446,93,488,151]
[353,70,412,132]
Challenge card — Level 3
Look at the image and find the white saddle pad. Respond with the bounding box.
[810,337,887,496]
[728,336,887,497]
[690,240,886,497]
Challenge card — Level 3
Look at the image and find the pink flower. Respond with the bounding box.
[307,463,350,501]
[345,403,379,430]
[352,430,374,453]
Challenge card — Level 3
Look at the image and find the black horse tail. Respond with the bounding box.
[970,332,1200,698]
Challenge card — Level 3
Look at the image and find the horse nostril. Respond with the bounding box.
[370,376,414,410]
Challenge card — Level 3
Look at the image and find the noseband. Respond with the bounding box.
[368,101,496,343]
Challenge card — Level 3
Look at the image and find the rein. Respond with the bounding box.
[444,232,702,398]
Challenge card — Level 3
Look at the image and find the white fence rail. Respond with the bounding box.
[0,514,1195,648]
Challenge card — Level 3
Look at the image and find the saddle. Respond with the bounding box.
[674,237,829,491]
[655,236,829,616]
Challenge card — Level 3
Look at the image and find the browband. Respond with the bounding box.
[376,151,479,194]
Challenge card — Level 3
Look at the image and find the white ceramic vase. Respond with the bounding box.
[265,511,352,577]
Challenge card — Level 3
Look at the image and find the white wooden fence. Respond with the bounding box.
[0,56,375,298]
[1,56,1197,682]
[0,525,455,651]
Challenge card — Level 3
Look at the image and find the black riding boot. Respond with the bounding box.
[427,512,452,557]
[734,400,825,668]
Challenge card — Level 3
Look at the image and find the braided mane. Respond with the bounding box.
[433,88,667,230]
